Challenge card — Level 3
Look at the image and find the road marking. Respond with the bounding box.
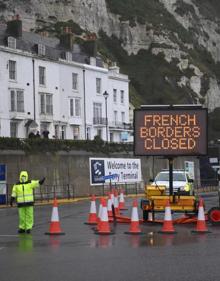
[0,235,19,237]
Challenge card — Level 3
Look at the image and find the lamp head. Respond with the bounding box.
[103,91,109,99]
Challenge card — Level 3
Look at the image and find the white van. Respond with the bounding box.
[151,170,193,194]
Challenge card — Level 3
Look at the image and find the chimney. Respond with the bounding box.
[90,57,96,66]
[109,62,120,73]
[82,33,97,57]
[60,26,75,50]
[6,15,22,38]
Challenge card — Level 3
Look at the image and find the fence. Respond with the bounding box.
[3,181,145,206]
[3,181,219,206]
[90,182,145,197]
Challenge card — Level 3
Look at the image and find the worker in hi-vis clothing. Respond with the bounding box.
[184,182,191,195]
[10,171,45,234]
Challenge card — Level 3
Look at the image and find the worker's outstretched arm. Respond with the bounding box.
[39,177,46,185]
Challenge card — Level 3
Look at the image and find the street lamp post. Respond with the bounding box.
[103,91,109,142]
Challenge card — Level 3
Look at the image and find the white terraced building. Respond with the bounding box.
[0,18,132,142]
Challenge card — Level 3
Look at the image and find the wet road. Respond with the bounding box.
[0,193,220,281]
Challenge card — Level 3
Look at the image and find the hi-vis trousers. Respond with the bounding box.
[18,206,34,230]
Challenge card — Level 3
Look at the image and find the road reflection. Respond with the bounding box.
[90,235,116,248]
[18,234,33,252]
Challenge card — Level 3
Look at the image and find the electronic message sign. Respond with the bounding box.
[134,107,207,156]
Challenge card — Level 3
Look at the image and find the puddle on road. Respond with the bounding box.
[90,235,117,248]
[1,224,220,251]
[88,225,220,249]
[131,228,214,248]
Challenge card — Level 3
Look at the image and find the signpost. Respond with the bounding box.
[134,105,208,195]
[0,164,7,204]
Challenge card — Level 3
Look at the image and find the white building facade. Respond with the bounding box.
[0,19,131,142]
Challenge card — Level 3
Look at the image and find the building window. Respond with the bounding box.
[113,89,117,103]
[10,89,24,112]
[39,66,46,86]
[120,90,124,104]
[61,125,66,139]
[40,93,53,115]
[38,44,46,56]
[72,73,78,90]
[10,122,17,138]
[121,112,125,123]
[54,125,59,139]
[70,98,81,117]
[9,60,16,80]
[110,132,114,142]
[114,110,118,124]
[73,125,80,140]
[86,127,91,140]
[8,37,16,49]
[97,129,102,138]
[93,103,102,123]
[96,78,101,94]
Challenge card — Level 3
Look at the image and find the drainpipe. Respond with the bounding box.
[32,59,36,121]
[83,68,87,139]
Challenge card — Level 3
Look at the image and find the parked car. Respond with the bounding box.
[151,170,193,194]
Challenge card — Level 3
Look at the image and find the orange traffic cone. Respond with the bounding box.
[119,190,127,210]
[125,199,143,235]
[96,198,104,231]
[110,190,115,205]
[107,193,113,217]
[114,190,120,215]
[85,195,97,225]
[95,199,114,235]
[158,200,176,234]
[192,198,211,234]
[45,198,65,235]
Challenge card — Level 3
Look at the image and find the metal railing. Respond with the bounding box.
[34,184,75,201]
[90,182,145,197]
[109,121,133,130]
[3,184,75,206]
[2,182,144,206]
[93,117,107,125]
[3,181,220,206]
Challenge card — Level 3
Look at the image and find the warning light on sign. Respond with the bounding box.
[134,107,207,156]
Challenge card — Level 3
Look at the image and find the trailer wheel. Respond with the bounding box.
[208,207,220,226]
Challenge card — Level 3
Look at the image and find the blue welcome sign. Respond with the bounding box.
[0,164,6,181]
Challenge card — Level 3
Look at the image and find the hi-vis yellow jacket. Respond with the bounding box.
[184,183,191,192]
[11,171,40,207]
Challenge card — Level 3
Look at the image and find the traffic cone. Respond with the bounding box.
[96,198,104,231]
[192,198,211,234]
[125,199,143,235]
[148,212,153,222]
[95,199,114,235]
[85,195,97,225]
[107,193,113,217]
[45,198,65,235]
[158,200,176,234]
[114,190,120,215]
[119,190,127,210]
[110,190,115,205]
